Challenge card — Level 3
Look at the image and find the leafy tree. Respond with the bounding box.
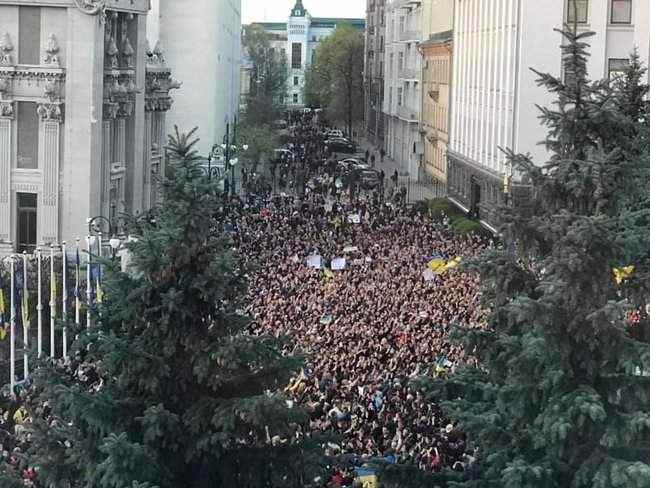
[390,28,650,488]
[304,24,365,135]
[237,122,279,172]
[243,25,288,126]
[14,127,325,488]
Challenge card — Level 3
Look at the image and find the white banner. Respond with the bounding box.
[347,213,361,224]
[307,254,322,269]
[331,257,346,270]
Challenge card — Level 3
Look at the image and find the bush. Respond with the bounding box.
[451,217,483,235]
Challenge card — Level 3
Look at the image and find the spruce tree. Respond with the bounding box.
[386,29,650,488]
[9,128,325,488]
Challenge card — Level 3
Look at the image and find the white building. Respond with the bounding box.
[252,0,365,108]
[0,0,178,254]
[383,0,424,178]
[148,0,242,157]
[448,0,650,228]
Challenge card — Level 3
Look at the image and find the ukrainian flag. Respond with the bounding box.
[613,265,634,285]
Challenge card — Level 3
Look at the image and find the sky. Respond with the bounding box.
[242,0,366,24]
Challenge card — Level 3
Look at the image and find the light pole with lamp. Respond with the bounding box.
[221,118,249,197]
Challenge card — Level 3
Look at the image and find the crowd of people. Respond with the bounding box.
[234,192,488,474]
[0,112,491,486]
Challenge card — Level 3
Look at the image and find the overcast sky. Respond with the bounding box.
[242,0,366,24]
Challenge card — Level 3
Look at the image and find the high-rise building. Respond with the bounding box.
[250,0,365,109]
[148,0,242,158]
[448,0,650,229]
[364,0,387,147]
[0,0,179,255]
[383,0,425,178]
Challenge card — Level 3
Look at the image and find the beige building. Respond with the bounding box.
[420,31,452,196]
[0,0,179,254]
[419,0,453,196]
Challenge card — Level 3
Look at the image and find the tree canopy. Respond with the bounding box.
[304,24,365,135]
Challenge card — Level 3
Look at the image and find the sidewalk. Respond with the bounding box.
[356,137,440,203]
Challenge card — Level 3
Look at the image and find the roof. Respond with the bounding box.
[311,17,365,29]
[420,30,453,46]
[252,22,287,31]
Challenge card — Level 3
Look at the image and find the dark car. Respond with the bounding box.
[359,169,381,190]
[326,138,356,154]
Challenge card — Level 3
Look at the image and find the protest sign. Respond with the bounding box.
[307,254,322,269]
[347,213,361,224]
[331,257,346,270]
[343,246,359,254]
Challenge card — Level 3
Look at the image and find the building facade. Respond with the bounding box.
[0,0,178,255]
[448,0,650,229]
[365,0,386,147]
[252,0,365,109]
[383,0,424,178]
[419,0,453,197]
[148,0,242,158]
[420,31,452,197]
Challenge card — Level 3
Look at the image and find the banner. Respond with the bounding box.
[423,269,436,282]
[331,257,346,270]
[307,254,322,269]
[347,213,361,224]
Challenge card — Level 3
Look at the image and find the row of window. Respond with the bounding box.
[568,0,633,24]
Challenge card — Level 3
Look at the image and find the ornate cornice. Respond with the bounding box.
[0,101,14,120]
[37,102,63,122]
[73,0,105,15]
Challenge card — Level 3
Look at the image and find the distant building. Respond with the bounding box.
[448,0,650,229]
[0,0,178,254]
[249,0,365,108]
[148,0,242,157]
[364,0,386,148]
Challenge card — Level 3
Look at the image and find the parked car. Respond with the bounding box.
[326,137,356,154]
[359,169,381,190]
[323,129,345,139]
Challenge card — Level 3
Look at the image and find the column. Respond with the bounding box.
[143,110,152,209]
[37,102,63,245]
[0,102,13,250]
[101,115,113,218]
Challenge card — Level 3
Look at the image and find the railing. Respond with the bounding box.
[399,29,422,42]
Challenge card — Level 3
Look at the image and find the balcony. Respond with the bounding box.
[397,105,419,123]
[398,67,419,80]
[399,29,422,42]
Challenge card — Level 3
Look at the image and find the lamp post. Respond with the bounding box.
[87,215,123,260]
[221,118,249,197]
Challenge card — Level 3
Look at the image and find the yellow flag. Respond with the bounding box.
[323,268,335,280]
[0,326,7,341]
[21,288,29,330]
[427,258,445,271]
[613,265,635,285]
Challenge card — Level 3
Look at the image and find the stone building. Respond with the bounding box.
[148,0,242,157]
[447,0,650,230]
[383,0,425,178]
[419,0,453,197]
[364,0,386,147]
[251,0,365,109]
[0,0,179,254]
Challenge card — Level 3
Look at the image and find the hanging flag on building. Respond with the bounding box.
[0,273,6,328]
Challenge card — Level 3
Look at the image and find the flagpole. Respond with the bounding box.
[86,235,92,328]
[10,255,15,393]
[62,241,68,359]
[22,251,28,379]
[50,243,55,358]
[36,247,42,358]
[75,238,80,327]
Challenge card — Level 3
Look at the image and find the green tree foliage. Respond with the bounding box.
[237,122,279,172]
[243,25,288,126]
[395,29,650,488]
[12,128,325,487]
[304,24,364,135]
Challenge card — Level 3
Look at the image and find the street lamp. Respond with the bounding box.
[220,117,249,197]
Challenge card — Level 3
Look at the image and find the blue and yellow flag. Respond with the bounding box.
[613,265,635,285]
[51,264,57,319]
[21,284,29,331]
[0,274,6,326]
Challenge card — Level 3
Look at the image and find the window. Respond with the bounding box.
[19,6,41,65]
[312,35,317,42]
[281,48,286,58]
[17,193,37,254]
[397,87,403,106]
[291,42,302,69]
[293,76,299,86]
[608,58,630,78]
[17,102,38,169]
[567,0,588,24]
[293,93,299,104]
[611,0,632,24]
